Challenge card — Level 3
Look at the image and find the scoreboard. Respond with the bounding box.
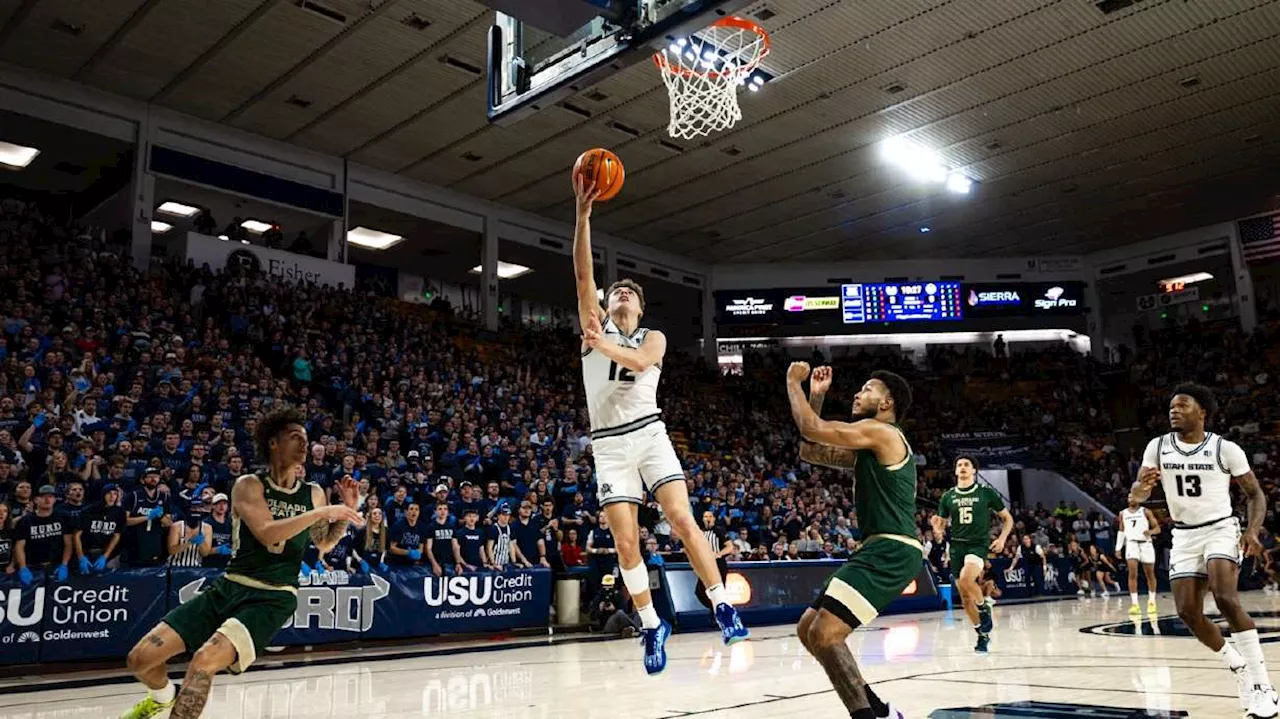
[715,281,1086,332]
[841,282,963,324]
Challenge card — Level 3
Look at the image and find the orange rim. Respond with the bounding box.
[652,16,770,80]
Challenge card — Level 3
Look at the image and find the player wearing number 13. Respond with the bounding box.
[572,174,747,677]
[118,408,365,719]
[1133,383,1277,718]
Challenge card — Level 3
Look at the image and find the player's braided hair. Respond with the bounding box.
[871,370,913,421]
[1172,382,1217,422]
[255,407,307,459]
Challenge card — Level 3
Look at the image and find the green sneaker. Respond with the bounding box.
[119,695,175,719]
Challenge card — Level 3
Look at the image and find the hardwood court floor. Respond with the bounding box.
[2,591,1277,718]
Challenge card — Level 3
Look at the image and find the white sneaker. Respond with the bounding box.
[1102,590,1110,598]
[1246,685,1279,718]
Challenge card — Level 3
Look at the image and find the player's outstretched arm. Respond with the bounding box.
[1144,508,1161,537]
[1131,438,1163,503]
[584,328,666,374]
[572,174,605,331]
[310,477,360,554]
[233,474,361,549]
[786,362,895,451]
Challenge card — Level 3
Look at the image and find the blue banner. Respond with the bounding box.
[367,567,552,640]
[0,572,42,664]
[990,557,1035,600]
[41,566,168,662]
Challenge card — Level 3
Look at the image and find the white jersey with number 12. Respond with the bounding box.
[581,317,661,434]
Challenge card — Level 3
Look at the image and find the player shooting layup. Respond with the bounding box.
[787,363,915,719]
[119,408,363,719]
[1133,383,1277,718]
[572,176,748,675]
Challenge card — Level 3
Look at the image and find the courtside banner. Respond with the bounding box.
[366,567,552,639]
[0,572,42,664]
[168,568,393,648]
[41,566,168,662]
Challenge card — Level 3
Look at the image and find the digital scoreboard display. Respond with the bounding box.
[842,282,963,324]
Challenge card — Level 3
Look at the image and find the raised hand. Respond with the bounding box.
[787,362,812,384]
[810,365,833,394]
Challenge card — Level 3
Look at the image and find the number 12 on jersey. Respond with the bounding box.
[608,361,635,382]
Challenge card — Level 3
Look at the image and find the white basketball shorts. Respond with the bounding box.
[1169,517,1241,580]
[1123,540,1156,565]
[592,420,684,506]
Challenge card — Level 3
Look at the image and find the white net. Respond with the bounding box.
[654,18,769,140]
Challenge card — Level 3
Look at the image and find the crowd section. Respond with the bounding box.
[2,197,1280,600]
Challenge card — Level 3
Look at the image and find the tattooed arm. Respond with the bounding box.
[1237,469,1268,558]
[308,483,351,555]
[799,441,858,469]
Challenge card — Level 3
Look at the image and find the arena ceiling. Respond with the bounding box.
[2,0,1279,263]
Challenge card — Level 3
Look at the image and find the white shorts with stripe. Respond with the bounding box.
[592,420,684,506]
[1169,517,1240,581]
[1123,540,1156,565]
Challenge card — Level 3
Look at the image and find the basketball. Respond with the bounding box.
[573,148,625,201]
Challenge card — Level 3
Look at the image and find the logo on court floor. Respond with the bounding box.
[929,701,1187,718]
[1081,610,1280,644]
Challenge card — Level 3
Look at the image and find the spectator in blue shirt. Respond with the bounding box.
[388,502,425,566]
[454,509,486,572]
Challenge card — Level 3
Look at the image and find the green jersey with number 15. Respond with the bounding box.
[938,484,1004,545]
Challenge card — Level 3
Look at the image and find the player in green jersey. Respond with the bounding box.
[119,408,364,719]
[787,362,916,719]
[932,455,1012,653]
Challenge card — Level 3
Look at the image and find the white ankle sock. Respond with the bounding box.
[1218,640,1247,672]
[1233,629,1272,688]
[706,583,729,608]
[1130,593,1139,605]
[149,681,175,703]
[637,602,660,630]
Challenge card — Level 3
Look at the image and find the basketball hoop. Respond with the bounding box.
[653,16,770,140]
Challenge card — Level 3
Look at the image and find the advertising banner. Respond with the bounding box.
[989,557,1034,600]
[941,432,1034,468]
[177,232,355,289]
[366,567,552,640]
[40,566,168,662]
[962,281,1087,316]
[0,572,42,664]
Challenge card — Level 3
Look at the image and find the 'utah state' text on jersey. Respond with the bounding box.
[581,318,662,437]
[1141,432,1248,528]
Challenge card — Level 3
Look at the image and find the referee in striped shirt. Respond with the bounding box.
[695,511,734,609]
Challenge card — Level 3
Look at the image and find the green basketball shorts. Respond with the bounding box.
[811,535,924,628]
[162,576,297,674]
[949,540,989,576]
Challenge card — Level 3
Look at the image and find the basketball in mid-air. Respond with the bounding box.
[573,148,625,201]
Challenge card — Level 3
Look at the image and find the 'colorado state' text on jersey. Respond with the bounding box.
[938,484,1005,545]
[852,424,920,545]
[228,473,317,591]
[1141,432,1248,528]
[581,317,661,437]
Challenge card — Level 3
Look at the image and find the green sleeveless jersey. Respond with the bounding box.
[938,484,1005,545]
[852,425,919,542]
[227,473,316,591]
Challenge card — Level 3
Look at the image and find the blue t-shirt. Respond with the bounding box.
[388,519,425,564]
[455,524,485,566]
[510,516,543,563]
[426,518,456,566]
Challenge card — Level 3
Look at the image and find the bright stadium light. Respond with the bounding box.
[217,235,229,241]
[469,261,533,280]
[157,201,200,217]
[347,226,405,250]
[1159,271,1213,288]
[150,221,173,233]
[0,141,39,170]
[240,219,272,234]
[946,172,973,194]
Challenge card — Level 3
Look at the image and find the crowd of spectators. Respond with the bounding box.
[3,194,1280,607]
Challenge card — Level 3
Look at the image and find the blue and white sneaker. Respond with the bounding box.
[714,603,749,645]
[642,619,671,675]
